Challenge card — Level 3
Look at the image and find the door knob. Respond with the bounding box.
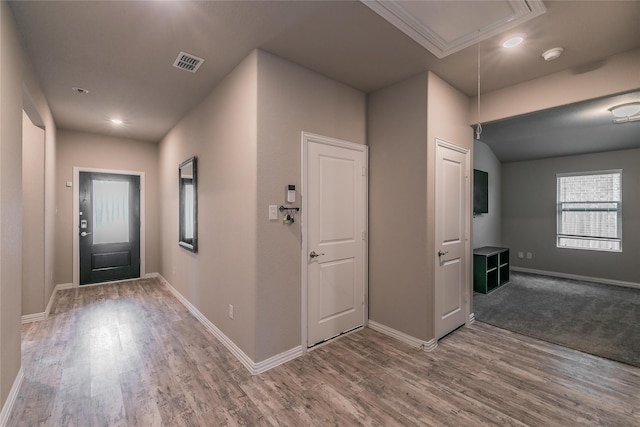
[80,231,93,237]
[438,250,448,257]
[309,251,325,259]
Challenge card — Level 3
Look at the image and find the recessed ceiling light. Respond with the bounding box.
[110,119,124,125]
[72,86,89,94]
[501,34,526,48]
[542,47,563,61]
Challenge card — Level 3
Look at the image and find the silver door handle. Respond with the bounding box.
[309,251,325,259]
[438,250,448,257]
[80,231,92,237]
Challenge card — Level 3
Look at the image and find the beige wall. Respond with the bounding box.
[159,49,366,363]
[426,72,474,336]
[503,148,640,284]
[368,73,430,340]
[22,111,45,315]
[255,50,366,361]
[0,0,24,406]
[55,130,160,284]
[471,48,640,124]
[0,0,56,409]
[159,52,259,359]
[368,71,472,343]
[20,25,57,320]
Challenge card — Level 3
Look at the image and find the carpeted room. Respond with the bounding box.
[472,95,640,369]
[474,272,640,367]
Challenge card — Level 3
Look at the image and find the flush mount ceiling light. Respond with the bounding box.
[72,86,89,94]
[110,119,124,125]
[542,47,563,61]
[501,34,526,48]
[609,102,640,123]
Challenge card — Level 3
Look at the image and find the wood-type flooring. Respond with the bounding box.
[8,277,639,426]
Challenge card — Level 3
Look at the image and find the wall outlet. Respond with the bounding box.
[228,304,234,319]
[526,252,533,259]
[518,251,524,259]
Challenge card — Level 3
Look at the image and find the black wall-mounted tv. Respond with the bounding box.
[474,169,489,215]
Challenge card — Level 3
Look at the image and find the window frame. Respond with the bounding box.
[556,169,622,252]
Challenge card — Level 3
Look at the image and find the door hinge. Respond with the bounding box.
[362,166,366,176]
[362,231,367,241]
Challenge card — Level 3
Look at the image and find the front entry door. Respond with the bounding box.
[79,172,141,285]
[305,133,367,347]
[435,140,469,339]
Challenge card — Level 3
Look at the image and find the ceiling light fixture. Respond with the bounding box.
[542,47,563,61]
[501,34,526,48]
[72,86,89,94]
[609,102,640,123]
[610,103,640,118]
[110,119,124,125]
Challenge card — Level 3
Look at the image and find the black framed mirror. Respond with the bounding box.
[179,156,198,252]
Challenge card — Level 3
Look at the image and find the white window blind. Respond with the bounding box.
[556,170,622,252]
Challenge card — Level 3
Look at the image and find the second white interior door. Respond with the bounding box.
[434,140,469,339]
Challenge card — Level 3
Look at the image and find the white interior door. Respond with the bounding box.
[435,140,469,339]
[304,133,367,347]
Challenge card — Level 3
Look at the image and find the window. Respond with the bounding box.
[557,170,621,252]
[92,180,130,244]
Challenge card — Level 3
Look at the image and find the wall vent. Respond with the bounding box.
[173,51,204,73]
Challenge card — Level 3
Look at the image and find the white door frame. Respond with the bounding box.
[434,138,472,334]
[301,132,368,350]
[72,167,146,287]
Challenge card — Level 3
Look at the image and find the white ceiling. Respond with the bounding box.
[9,1,640,155]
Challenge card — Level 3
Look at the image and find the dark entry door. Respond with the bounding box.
[79,172,140,285]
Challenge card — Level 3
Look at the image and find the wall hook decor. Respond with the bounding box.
[279,205,300,224]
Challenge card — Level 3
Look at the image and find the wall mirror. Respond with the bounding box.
[179,156,198,252]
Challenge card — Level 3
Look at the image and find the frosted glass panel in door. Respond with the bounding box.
[93,180,129,244]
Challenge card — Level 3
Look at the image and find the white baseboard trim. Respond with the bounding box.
[253,346,304,374]
[22,282,74,324]
[21,312,46,324]
[47,283,73,315]
[156,274,302,375]
[368,320,437,352]
[468,312,476,324]
[0,366,23,427]
[510,267,640,290]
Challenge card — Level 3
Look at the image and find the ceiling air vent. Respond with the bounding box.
[173,51,204,73]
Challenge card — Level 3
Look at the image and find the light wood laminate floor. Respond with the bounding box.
[8,278,639,426]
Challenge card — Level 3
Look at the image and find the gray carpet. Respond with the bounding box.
[474,272,640,367]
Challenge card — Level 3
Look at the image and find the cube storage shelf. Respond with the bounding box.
[473,246,509,294]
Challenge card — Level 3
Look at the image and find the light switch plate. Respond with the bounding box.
[268,205,278,220]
